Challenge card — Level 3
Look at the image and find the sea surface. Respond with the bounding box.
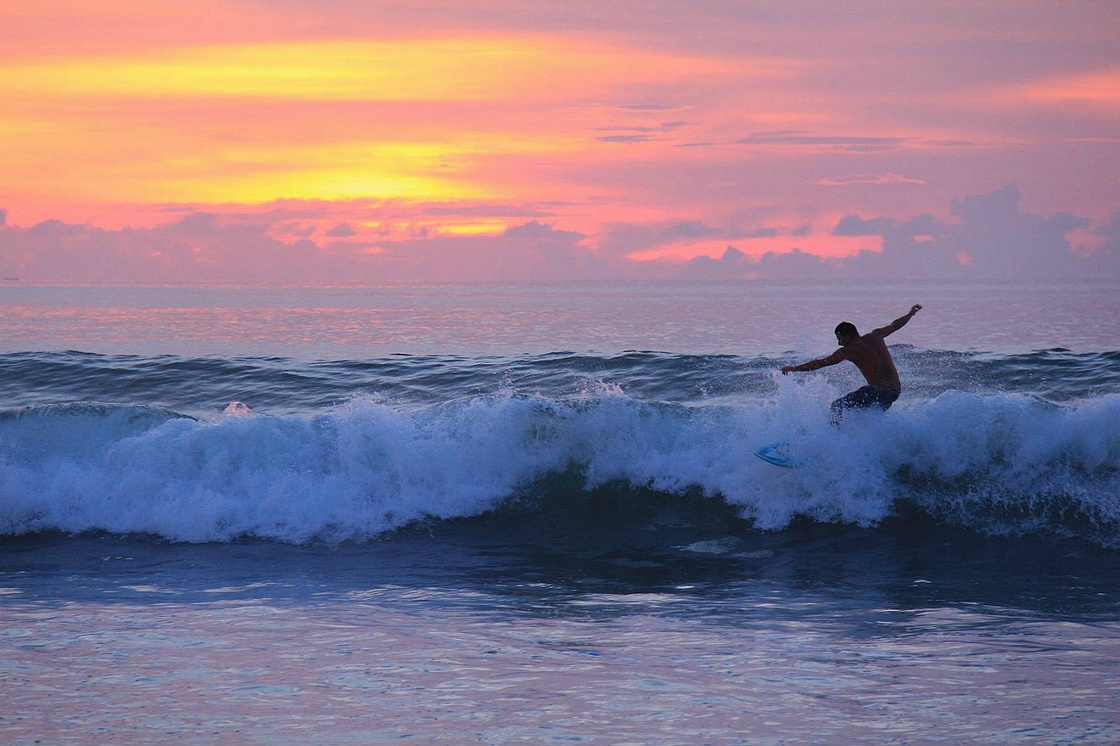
[2,282,1119,743]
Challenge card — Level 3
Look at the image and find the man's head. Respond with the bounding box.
[835,321,859,345]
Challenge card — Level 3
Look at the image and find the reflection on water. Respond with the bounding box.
[2,282,1117,357]
[3,526,1120,743]
[11,599,1118,744]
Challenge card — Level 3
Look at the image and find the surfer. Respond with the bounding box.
[781,304,922,422]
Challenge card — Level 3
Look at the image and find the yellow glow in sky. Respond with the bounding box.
[0,34,746,215]
[1,37,738,102]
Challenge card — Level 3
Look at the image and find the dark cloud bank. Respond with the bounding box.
[0,186,1116,283]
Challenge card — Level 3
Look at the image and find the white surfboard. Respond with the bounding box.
[754,441,795,469]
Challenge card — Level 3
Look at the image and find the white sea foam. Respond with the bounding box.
[0,390,1118,544]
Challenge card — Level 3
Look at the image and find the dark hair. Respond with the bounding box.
[835,321,858,338]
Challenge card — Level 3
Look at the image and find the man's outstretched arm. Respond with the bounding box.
[873,304,922,337]
[781,349,846,374]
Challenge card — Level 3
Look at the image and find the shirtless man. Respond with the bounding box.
[781,304,922,422]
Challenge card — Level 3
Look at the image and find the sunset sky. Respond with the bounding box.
[1,0,1118,283]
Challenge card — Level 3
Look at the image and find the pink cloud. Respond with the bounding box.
[696,185,1116,282]
[1,186,1115,285]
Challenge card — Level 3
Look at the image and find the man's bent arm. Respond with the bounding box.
[873,304,922,337]
[781,349,845,374]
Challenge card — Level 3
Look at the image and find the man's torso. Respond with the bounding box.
[843,333,901,389]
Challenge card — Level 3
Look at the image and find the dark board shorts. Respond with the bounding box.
[831,385,901,412]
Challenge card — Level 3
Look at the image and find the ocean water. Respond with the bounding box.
[2,282,1119,743]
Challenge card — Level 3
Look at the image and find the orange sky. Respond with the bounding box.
[0,1,1117,282]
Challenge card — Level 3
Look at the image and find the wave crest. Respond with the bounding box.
[1,391,1118,545]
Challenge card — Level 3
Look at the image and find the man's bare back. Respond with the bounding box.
[839,333,901,389]
[780,304,922,419]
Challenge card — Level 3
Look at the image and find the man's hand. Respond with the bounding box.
[909,304,922,315]
[781,366,793,375]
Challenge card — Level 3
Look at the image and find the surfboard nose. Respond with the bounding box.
[754,441,795,469]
